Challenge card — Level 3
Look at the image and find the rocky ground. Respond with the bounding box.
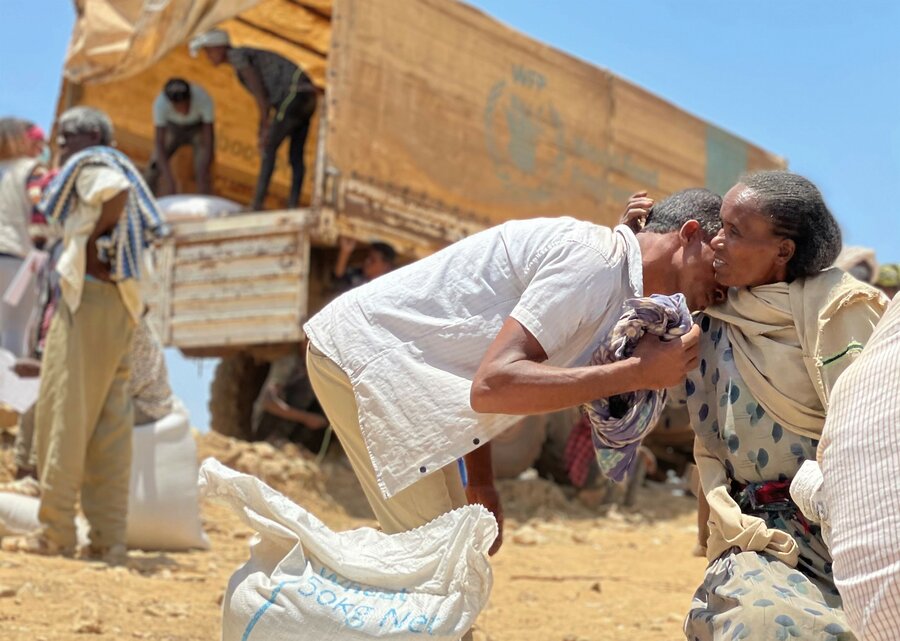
[0,427,706,641]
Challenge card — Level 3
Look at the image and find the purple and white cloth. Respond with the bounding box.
[582,293,693,482]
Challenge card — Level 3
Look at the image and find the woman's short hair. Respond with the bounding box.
[739,170,842,280]
[0,117,32,161]
[57,107,115,146]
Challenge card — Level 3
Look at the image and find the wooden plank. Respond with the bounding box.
[172,292,300,315]
[166,209,316,241]
[172,323,304,347]
[152,224,310,349]
[173,235,300,264]
[171,273,300,301]
[172,256,304,285]
[171,307,300,323]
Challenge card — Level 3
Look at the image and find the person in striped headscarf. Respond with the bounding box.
[2,107,167,563]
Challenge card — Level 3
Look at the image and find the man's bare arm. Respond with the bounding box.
[153,126,175,196]
[470,317,699,415]
[85,189,128,280]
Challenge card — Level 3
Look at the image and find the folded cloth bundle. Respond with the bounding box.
[582,293,692,482]
[39,146,169,282]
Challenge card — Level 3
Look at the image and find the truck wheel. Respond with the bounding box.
[209,354,270,441]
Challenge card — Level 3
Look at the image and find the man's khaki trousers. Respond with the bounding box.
[306,343,468,533]
[35,281,135,550]
[306,344,474,640]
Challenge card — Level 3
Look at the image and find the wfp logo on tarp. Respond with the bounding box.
[484,65,566,201]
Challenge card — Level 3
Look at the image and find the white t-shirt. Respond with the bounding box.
[152,83,215,127]
[819,293,900,641]
[304,218,643,497]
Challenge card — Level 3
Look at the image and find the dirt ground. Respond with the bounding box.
[0,428,707,641]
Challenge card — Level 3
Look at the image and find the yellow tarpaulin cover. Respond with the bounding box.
[66,0,265,83]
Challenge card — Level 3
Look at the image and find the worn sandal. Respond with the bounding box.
[81,543,128,566]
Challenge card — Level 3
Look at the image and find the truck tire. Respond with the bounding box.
[209,354,270,441]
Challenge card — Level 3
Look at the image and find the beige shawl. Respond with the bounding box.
[696,268,887,564]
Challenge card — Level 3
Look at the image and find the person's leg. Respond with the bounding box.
[145,124,188,196]
[32,293,114,552]
[81,316,133,557]
[251,110,293,211]
[13,405,36,478]
[188,123,213,194]
[306,345,467,533]
[286,93,316,208]
[308,344,474,641]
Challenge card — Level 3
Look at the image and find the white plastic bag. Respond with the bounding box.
[0,492,89,543]
[199,458,497,641]
[0,492,41,537]
[156,194,243,222]
[128,400,209,550]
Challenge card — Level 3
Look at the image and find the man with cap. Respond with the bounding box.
[145,77,215,196]
[190,29,317,211]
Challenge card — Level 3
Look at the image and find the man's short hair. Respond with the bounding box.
[370,241,396,264]
[57,106,114,146]
[642,188,722,238]
[164,78,192,103]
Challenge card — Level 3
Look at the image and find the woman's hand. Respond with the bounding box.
[620,191,654,232]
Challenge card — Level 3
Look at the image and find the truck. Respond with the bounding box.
[58,0,785,439]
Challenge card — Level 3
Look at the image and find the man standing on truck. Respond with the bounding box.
[190,29,317,211]
[2,107,167,563]
[303,189,726,570]
[145,77,215,196]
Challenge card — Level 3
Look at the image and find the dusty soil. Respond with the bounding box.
[0,426,706,641]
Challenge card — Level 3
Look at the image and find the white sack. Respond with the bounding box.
[128,400,209,550]
[0,492,89,543]
[199,458,497,641]
[156,194,243,222]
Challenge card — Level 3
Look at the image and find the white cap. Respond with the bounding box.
[189,29,231,57]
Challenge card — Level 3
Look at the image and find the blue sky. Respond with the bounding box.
[2,1,898,429]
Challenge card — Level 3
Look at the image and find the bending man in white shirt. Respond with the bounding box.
[304,189,727,561]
